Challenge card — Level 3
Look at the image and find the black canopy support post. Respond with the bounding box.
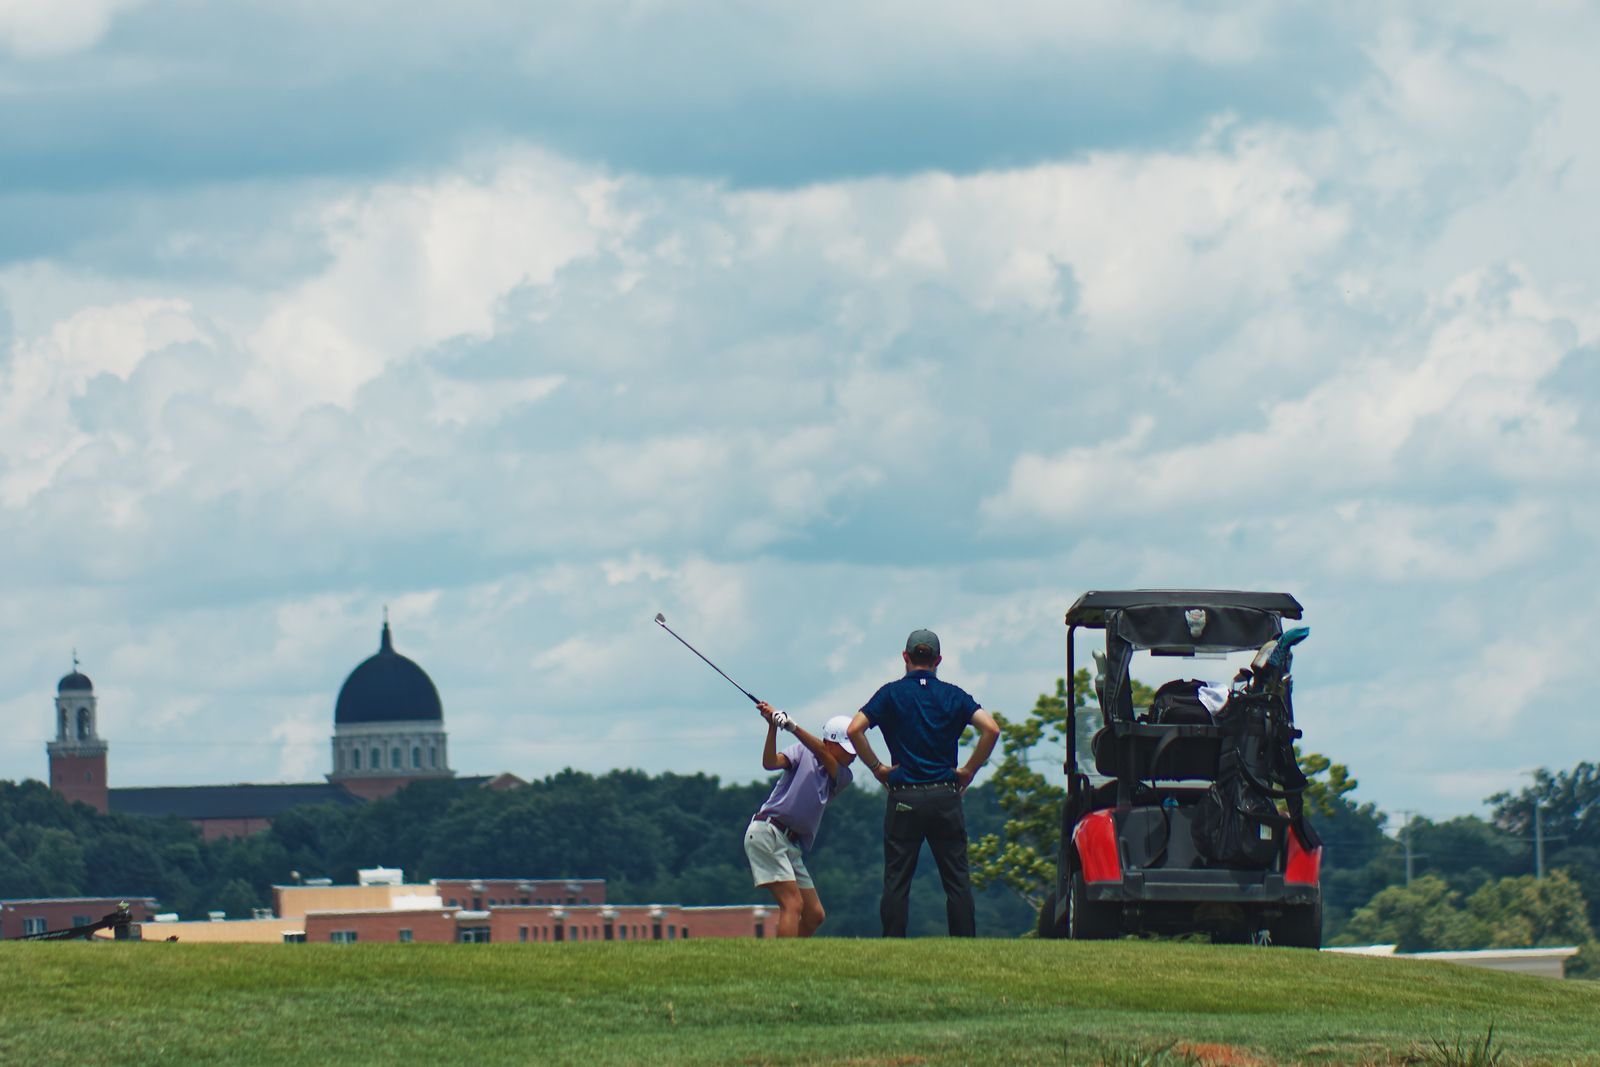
[1065,624,1077,788]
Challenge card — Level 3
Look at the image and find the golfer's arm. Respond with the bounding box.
[790,724,840,780]
[761,722,788,771]
[962,709,1000,777]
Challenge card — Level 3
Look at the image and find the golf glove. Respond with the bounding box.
[768,710,794,732]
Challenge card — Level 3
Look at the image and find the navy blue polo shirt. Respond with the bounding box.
[860,670,982,786]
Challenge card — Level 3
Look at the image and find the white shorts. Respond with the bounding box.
[744,820,813,889]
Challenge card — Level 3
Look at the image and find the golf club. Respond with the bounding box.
[654,612,761,705]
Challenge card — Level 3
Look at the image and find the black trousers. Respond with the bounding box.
[880,784,976,937]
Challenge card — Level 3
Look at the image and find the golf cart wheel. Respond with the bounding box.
[1036,888,1068,940]
[1068,873,1120,940]
[1271,896,1323,949]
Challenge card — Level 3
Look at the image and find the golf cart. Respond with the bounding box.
[1038,590,1323,947]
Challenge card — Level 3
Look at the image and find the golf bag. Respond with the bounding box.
[1192,630,1319,867]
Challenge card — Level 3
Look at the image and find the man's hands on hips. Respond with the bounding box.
[872,762,896,785]
[955,766,975,791]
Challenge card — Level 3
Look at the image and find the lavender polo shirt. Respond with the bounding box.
[753,743,853,851]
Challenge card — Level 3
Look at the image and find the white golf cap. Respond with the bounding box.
[822,715,856,753]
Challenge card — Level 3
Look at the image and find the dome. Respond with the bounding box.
[58,671,94,693]
[334,622,443,725]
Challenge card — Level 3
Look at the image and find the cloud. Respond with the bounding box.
[0,0,140,58]
[0,0,1359,203]
[983,265,1594,531]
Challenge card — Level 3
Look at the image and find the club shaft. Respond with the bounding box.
[657,621,760,704]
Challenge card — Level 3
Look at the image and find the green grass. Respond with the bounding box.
[2,939,1597,1066]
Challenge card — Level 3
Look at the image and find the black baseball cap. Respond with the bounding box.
[905,629,940,656]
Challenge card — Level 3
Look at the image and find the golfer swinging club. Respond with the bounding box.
[743,702,857,937]
[848,629,1000,937]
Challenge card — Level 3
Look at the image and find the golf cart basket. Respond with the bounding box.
[1046,590,1323,944]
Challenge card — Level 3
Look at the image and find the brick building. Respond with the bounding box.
[136,875,770,944]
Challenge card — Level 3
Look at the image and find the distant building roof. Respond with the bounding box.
[335,621,443,725]
[58,671,94,693]
[110,783,364,821]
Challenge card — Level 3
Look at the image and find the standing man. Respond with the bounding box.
[848,629,1001,938]
[744,701,857,937]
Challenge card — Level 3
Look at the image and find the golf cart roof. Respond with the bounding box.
[1065,590,1303,629]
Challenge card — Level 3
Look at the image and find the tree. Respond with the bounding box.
[1466,870,1594,948]
[1489,762,1600,852]
[1333,875,1493,951]
[1297,750,1358,818]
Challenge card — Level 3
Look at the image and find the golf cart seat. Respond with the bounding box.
[1091,725,1220,781]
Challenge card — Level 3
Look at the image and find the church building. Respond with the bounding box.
[47,619,506,840]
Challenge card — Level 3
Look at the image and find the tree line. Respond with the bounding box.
[1,676,1596,957]
[0,772,1034,938]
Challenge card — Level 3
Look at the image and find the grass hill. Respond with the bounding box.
[3,938,1596,1065]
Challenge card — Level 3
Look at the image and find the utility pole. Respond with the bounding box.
[1534,802,1544,880]
[1519,771,1565,880]
[1397,810,1424,885]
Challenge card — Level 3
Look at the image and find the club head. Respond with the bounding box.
[654,613,666,625]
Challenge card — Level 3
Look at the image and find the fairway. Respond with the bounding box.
[2,940,1596,1066]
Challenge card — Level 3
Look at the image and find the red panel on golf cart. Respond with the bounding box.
[1285,830,1321,885]
[1073,810,1121,883]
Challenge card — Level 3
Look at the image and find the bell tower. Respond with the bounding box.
[48,654,109,813]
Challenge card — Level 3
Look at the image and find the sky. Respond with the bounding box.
[3,1,1598,819]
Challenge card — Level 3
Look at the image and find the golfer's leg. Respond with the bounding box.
[797,887,826,937]
[880,795,921,937]
[926,791,977,937]
[765,881,804,938]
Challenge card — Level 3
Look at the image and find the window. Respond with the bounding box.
[754,922,764,939]
[519,926,528,942]
[446,898,458,907]
[370,747,380,769]
[604,923,614,941]
[429,748,437,768]
[553,924,564,942]
[412,747,422,769]
[72,915,93,928]
[399,929,413,943]
[652,923,662,941]
[520,897,529,905]
[391,747,400,769]
[282,932,306,943]
[681,929,690,939]
[330,930,358,944]
[458,927,491,943]
[472,897,482,911]
[667,925,676,940]
[77,707,91,739]
[351,748,361,770]
[23,917,47,936]
[59,709,67,736]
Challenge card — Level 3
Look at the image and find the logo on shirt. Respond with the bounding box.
[920,679,927,686]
